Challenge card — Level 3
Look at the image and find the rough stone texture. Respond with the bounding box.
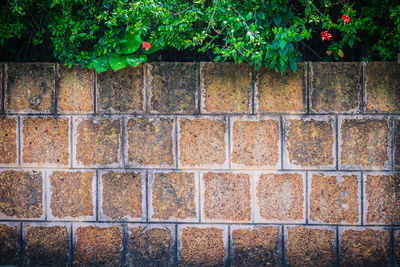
[179,118,226,168]
[75,117,121,167]
[257,65,304,113]
[151,172,197,221]
[310,62,360,113]
[202,62,251,113]
[179,226,226,266]
[0,117,17,164]
[0,170,42,218]
[97,66,144,113]
[231,226,280,267]
[285,118,335,168]
[101,171,143,220]
[365,173,400,224]
[365,62,400,112]
[286,226,335,267]
[396,230,400,265]
[340,118,389,168]
[395,120,400,169]
[0,224,19,265]
[0,64,3,113]
[6,63,55,113]
[231,118,280,168]
[310,173,360,224]
[340,228,389,267]
[22,117,69,166]
[127,117,174,167]
[149,62,198,114]
[49,171,94,219]
[25,225,69,266]
[58,64,93,113]
[127,226,174,266]
[256,173,304,223]
[74,225,122,266]
[202,172,251,222]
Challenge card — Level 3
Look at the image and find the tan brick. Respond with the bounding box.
[126,117,174,167]
[256,173,304,223]
[22,117,69,167]
[0,223,19,266]
[0,117,17,165]
[310,172,360,224]
[6,63,55,113]
[201,62,251,113]
[365,62,400,112]
[49,171,94,220]
[58,64,93,113]
[395,230,400,265]
[202,172,251,222]
[286,226,335,267]
[0,170,43,219]
[231,117,280,168]
[179,118,227,168]
[340,228,389,267]
[150,172,197,221]
[97,66,144,113]
[394,120,400,169]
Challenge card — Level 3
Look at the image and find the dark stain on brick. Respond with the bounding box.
[0,117,17,164]
[394,120,400,168]
[0,224,19,265]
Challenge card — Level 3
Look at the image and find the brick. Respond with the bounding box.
[75,117,121,167]
[309,172,360,224]
[127,225,175,266]
[0,64,3,113]
[310,62,360,113]
[150,172,197,221]
[22,117,69,167]
[0,223,19,265]
[0,170,43,219]
[6,63,55,113]
[365,62,400,112]
[394,120,400,168]
[285,226,335,267]
[255,173,304,223]
[284,117,335,169]
[201,62,251,113]
[100,171,144,221]
[202,172,251,222]
[340,228,389,267]
[74,225,122,266]
[179,118,227,168]
[339,117,389,169]
[49,171,94,220]
[126,117,174,167]
[395,230,400,265]
[256,65,305,113]
[58,64,93,113]
[231,226,280,267]
[0,117,17,165]
[231,117,280,168]
[97,66,144,113]
[149,62,198,114]
[179,225,227,266]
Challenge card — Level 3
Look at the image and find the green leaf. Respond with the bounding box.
[279,40,286,49]
[214,55,221,61]
[109,53,127,71]
[93,56,109,73]
[272,40,279,49]
[289,61,297,72]
[273,15,282,26]
[126,54,147,67]
[144,44,163,55]
[256,12,265,20]
[120,32,142,54]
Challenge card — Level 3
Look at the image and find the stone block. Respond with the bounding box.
[0,223,20,266]
[0,117,17,165]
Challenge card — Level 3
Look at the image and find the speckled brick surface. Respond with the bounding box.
[0,223,19,265]
[395,120,400,169]
[395,230,400,264]
[0,117,17,165]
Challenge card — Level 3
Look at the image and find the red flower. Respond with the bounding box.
[142,41,151,51]
[342,14,350,23]
[326,50,331,55]
[321,31,333,41]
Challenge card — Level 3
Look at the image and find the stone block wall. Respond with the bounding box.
[0,61,399,266]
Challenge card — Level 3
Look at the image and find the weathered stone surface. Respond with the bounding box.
[365,62,400,112]
[257,65,305,113]
[395,230,400,265]
[0,117,17,165]
[0,64,3,113]
[0,170,42,219]
[256,173,304,223]
[151,172,197,221]
[179,118,226,168]
[340,228,389,267]
[231,118,280,168]
[58,64,93,113]
[310,62,360,113]
[310,173,360,224]
[0,223,19,265]
[286,226,335,267]
[22,117,69,166]
[202,172,251,222]
[97,66,144,113]
[6,63,55,113]
[201,62,251,113]
[149,62,198,114]
[231,226,280,267]
[49,171,94,219]
[394,120,400,169]
[127,117,174,167]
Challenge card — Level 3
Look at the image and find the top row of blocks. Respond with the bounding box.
[0,62,399,115]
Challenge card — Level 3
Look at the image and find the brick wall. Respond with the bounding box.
[0,61,399,266]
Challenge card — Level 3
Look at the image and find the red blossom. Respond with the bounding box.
[321,31,333,41]
[326,50,331,55]
[142,41,151,51]
[342,14,351,23]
